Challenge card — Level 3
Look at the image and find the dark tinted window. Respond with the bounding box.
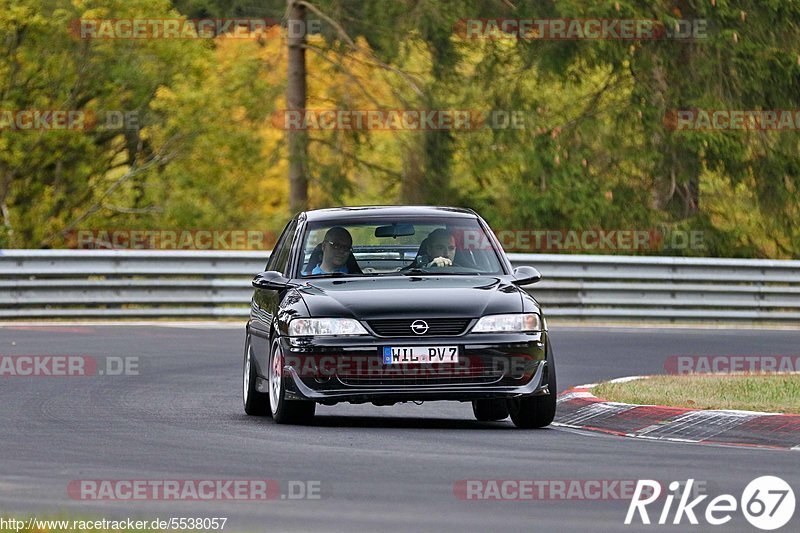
[266,219,297,274]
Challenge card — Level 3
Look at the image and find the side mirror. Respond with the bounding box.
[511,266,541,286]
[252,271,293,290]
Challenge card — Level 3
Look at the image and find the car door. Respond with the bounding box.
[249,217,298,375]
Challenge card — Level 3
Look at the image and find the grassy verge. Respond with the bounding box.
[593,374,800,414]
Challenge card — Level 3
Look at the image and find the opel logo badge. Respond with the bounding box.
[410,320,429,335]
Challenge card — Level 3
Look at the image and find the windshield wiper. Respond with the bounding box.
[399,268,428,275]
[399,268,462,276]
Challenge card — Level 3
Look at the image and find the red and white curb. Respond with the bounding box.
[554,377,800,451]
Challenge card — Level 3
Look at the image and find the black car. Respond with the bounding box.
[242,206,555,428]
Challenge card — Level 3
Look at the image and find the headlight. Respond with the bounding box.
[472,313,541,333]
[288,318,368,336]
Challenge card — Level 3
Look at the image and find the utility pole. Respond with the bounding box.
[287,0,308,213]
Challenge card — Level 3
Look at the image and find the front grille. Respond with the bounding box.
[338,375,502,386]
[337,363,503,386]
[367,318,471,337]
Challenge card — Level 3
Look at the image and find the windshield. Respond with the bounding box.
[298,217,504,277]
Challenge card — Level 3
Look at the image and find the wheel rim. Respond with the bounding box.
[269,343,282,414]
[243,340,251,404]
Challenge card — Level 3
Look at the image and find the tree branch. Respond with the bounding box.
[101,203,163,215]
[39,143,178,247]
[309,136,402,179]
[302,43,384,108]
[295,0,425,97]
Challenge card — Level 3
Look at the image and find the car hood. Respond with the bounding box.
[297,276,524,319]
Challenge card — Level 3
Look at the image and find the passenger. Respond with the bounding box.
[312,226,353,274]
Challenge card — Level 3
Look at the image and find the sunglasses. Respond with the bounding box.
[325,240,352,252]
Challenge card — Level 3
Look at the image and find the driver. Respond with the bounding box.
[424,228,457,267]
[312,226,353,274]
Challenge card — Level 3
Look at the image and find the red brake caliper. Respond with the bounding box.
[273,349,282,378]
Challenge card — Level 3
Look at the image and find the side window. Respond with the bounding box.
[280,221,303,276]
[266,220,296,273]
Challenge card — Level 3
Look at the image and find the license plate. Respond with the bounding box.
[383,346,459,364]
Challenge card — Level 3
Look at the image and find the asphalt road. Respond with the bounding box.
[1,324,798,532]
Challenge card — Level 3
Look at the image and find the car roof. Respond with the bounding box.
[301,205,478,222]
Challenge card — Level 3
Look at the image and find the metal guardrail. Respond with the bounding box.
[1,249,799,322]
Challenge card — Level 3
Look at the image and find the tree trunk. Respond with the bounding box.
[287,0,309,214]
[401,140,424,204]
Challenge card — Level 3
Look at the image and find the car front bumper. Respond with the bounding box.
[257,331,551,404]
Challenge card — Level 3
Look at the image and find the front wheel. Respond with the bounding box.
[269,338,316,425]
[507,341,557,429]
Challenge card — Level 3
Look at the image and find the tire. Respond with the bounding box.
[269,338,316,425]
[507,339,557,429]
[243,333,271,416]
[472,399,509,421]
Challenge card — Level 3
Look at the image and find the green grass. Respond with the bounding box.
[593,374,800,414]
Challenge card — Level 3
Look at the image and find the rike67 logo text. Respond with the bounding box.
[626,477,795,530]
